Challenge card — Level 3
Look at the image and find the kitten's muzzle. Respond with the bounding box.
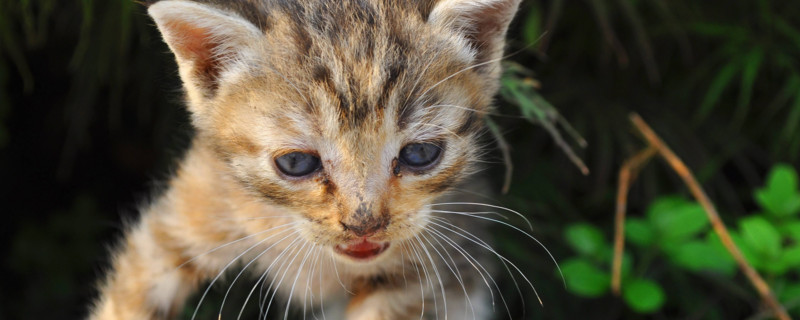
[339,205,389,237]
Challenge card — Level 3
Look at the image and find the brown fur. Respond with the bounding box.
[90,0,521,319]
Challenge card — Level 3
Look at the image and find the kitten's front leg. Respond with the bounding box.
[345,288,424,320]
[89,212,205,319]
[345,284,489,320]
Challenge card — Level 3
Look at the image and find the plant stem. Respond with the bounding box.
[629,113,791,320]
[612,146,656,294]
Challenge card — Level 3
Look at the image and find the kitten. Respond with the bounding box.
[89,0,523,319]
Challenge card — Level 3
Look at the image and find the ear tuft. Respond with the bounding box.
[428,0,521,70]
[149,1,261,100]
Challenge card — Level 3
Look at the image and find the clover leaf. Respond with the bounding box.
[562,258,610,297]
[623,278,665,313]
[755,164,800,218]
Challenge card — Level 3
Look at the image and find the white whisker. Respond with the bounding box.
[177,222,298,271]
[284,243,316,320]
[237,235,303,320]
[428,218,543,306]
[429,216,525,312]
[429,202,533,230]
[191,227,298,320]
[330,253,353,295]
[425,223,511,319]
[419,228,474,320]
[429,209,509,221]
[264,240,309,317]
[431,209,564,287]
[218,227,299,317]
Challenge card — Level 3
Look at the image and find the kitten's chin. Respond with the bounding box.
[334,239,390,261]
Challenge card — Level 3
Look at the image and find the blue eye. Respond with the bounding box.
[399,143,442,169]
[275,152,321,177]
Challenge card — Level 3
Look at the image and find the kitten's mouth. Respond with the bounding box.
[334,239,390,260]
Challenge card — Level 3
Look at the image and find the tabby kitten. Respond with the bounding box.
[90,0,523,319]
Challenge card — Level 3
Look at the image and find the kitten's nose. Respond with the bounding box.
[339,201,389,237]
[340,214,388,237]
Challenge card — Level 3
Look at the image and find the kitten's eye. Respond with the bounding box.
[399,143,442,169]
[275,152,321,177]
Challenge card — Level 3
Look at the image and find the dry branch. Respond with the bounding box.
[611,146,656,295]
[627,113,791,320]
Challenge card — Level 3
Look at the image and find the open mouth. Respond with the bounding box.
[334,239,390,260]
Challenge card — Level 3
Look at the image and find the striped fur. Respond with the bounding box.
[90,0,520,319]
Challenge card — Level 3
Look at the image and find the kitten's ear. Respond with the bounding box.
[428,0,521,73]
[148,1,261,102]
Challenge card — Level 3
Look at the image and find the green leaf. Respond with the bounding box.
[779,284,800,306]
[669,240,736,276]
[647,197,709,242]
[561,258,610,297]
[707,230,759,270]
[696,60,740,123]
[780,221,800,241]
[565,223,607,256]
[623,278,665,313]
[740,216,782,259]
[778,245,800,271]
[755,164,800,217]
[625,218,655,247]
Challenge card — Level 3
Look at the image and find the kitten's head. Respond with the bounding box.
[149,0,519,263]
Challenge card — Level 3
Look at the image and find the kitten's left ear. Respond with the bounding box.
[428,0,521,73]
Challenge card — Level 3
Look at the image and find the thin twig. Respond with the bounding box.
[629,113,791,320]
[612,146,656,295]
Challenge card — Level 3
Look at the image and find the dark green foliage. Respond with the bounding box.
[560,165,800,317]
[2,0,800,319]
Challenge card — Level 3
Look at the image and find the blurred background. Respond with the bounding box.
[1,0,799,319]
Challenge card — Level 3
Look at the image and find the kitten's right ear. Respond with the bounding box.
[148,1,261,103]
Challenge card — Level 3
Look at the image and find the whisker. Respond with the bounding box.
[429,216,525,312]
[284,243,317,320]
[429,209,510,221]
[209,215,297,222]
[425,223,512,319]
[258,239,306,319]
[415,122,463,140]
[415,54,509,108]
[263,240,310,317]
[191,227,298,320]
[413,233,447,320]
[408,237,439,319]
[431,209,565,287]
[237,236,303,320]
[217,227,299,317]
[302,247,322,320]
[424,104,523,119]
[319,249,328,320]
[330,253,353,295]
[429,202,532,230]
[400,241,426,320]
[413,37,543,109]
[176,222,299,271]
[419,228,475,320]
[428,218,543,306]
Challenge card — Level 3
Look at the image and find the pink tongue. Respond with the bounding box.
[336,240,388,259]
